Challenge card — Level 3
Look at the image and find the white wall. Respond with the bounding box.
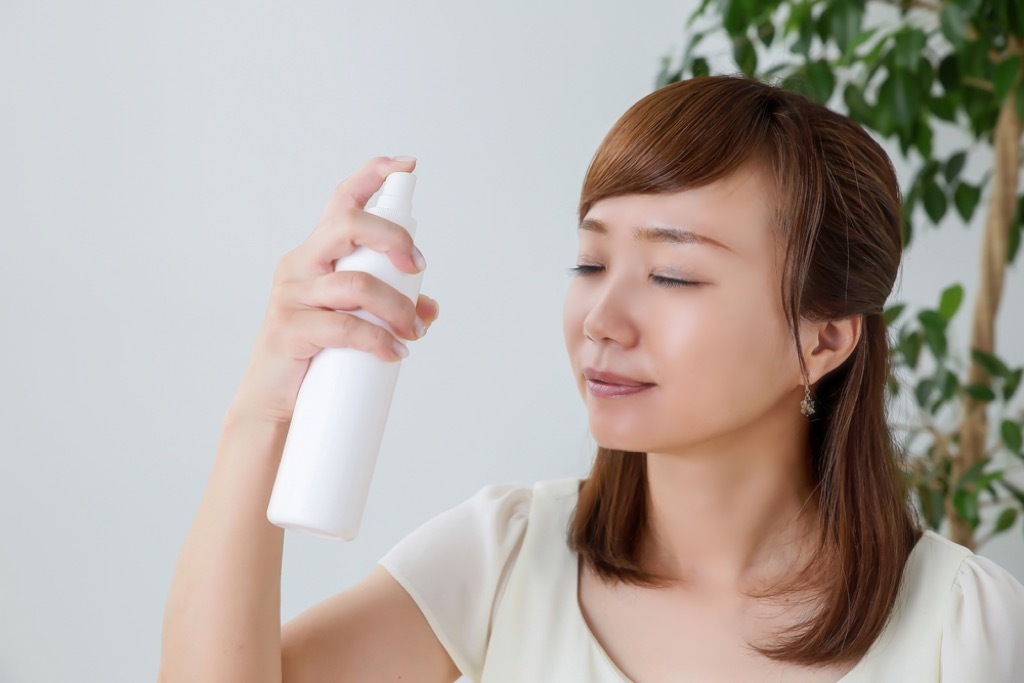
[0,2,1020,682]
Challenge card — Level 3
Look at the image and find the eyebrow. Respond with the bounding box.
[578,218,734,253]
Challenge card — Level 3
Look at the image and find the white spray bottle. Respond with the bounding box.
[267,171,423,540]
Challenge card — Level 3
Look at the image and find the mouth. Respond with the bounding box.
[583,367,655,398]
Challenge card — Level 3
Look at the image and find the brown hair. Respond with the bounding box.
[567,75,921,665]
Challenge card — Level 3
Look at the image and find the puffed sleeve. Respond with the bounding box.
[940,554,1024,681]
[377,482,533,681]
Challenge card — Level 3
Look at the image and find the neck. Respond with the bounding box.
[641,404,820,591]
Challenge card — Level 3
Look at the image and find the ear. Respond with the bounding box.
[797,314,862,386]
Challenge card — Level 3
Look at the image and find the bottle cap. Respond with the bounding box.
[375,172,416,213]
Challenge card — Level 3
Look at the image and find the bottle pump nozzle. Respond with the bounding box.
[375,172,416,213]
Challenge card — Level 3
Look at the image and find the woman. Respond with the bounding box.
[159,75,1024,682]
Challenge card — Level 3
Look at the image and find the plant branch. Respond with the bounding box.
[962,76,995,92]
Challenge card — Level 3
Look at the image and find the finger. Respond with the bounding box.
[288,308,409,362]
[298,210,425,277]
[318,156,417,223]
[415,294,439,329]
[284,271,422,341]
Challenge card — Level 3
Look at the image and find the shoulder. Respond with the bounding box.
[378,481,537,582]
[376,478,581,679]
[914,531,1024,681]
[379,477,580,564]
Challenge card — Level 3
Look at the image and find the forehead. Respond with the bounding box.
[580,164,776,259]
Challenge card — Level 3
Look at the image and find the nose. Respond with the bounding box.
[582,278,639,348]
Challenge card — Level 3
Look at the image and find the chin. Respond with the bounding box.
[589,425,654,453]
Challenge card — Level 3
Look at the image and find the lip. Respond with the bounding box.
[583,367,655,398]
[583,368,652,386]
[586,380,653,398]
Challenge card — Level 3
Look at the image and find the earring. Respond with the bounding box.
[800,382,817,417]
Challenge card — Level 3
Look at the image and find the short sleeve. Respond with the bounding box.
[940,554,1024,681]
[378,482,533,681]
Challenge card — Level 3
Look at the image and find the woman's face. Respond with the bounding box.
[562,163,802,454]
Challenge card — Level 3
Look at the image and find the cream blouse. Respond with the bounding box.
[379,478,1024,682]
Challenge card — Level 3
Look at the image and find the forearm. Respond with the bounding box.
[159,410,289,683]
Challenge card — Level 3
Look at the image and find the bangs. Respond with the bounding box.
[579,75,785,222]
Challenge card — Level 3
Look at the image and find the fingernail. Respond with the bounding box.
[392,339,409,358]
[413,318,426,339]
[411,246,426,271]
[390,155,416,162]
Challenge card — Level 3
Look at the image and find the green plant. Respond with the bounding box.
[658,0,1024,550]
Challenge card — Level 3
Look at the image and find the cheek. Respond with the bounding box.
[562,284,586,358]
[654,294,788,410]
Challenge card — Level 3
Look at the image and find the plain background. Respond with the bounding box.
[1,1,1022,681]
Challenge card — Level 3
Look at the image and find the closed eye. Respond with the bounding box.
[566,265,700,289]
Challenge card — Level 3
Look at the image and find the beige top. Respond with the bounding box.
[379,478,1024,682]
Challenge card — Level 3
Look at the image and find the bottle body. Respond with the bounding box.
[267,173,422,540]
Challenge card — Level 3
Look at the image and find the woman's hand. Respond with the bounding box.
[229,156,439,424]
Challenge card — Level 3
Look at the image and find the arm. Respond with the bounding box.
[158,156,451,682]
[158,411,460,683]
[158,412,288,682]
[281,565,461,682]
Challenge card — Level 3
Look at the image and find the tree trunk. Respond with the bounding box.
[947,76,1022,549]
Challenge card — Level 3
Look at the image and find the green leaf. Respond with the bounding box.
[885,66,921,133]
[965,90,1000,138]
[914,120,933,159]
[938,54,960,95]
[722,0,754,35]
[938,284,963,321]
[994,56,1021,106]
[954,182,981,222]
[939,368,960,402]
[1017,83,1024,125]
[940,4,968,49]
[1009,0,1024,34]
[922,177,947,223]
[963,383,997,401]
[917,311,946,360]
[847,27,879,60]
[924,326,947,359]
[916,483,946,529]
[883,303,906,326]
[785,0,817,57]
[893,28,926,72]
[943,151,967,184]
[917,309,947,331]
[844,83,873,124]
[826,0,865,57]
[955,459,990,492]
[691,57,710,78]
[784,0,808,33]
[733,36,758,77]
[1003,368,1023,402]
[757,20,776,48]
[953,488,980,528]
[977,470,1005,491]
[1001,479,1024,508]
[971,349,1011,378]
[1002,420,1023,453]
[1010,195,1023,264]
[805,59,836,103]
[930,93,959,123]
[902,329,923,368]
[915,377,937,408]
[900,208,914,249]
[995,507,1019,533]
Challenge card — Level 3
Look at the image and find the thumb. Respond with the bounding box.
[319,155,417,221]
